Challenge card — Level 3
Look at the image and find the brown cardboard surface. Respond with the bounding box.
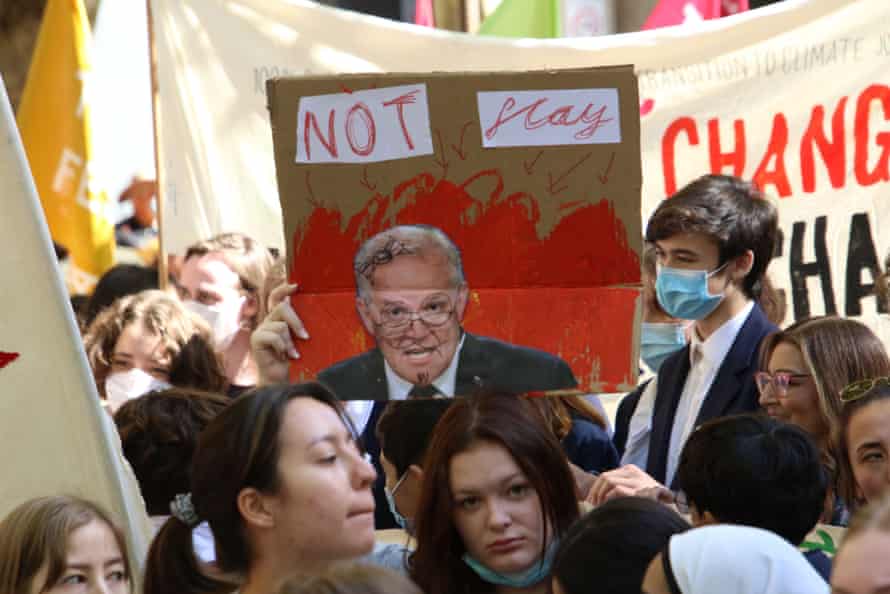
[267,66,642,395]
[269,67,640,278]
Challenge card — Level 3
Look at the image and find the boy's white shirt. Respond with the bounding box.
[620,376,658,467]
[665,300,754,485]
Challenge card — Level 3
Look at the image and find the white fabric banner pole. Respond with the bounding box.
[0,75,151,570]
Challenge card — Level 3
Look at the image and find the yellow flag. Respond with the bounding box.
[17,0,115,294]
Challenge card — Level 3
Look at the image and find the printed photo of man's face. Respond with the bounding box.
[357,243,468,386]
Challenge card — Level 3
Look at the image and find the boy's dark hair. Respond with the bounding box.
[552,496,689,594]
[375,400,453,475]
[677,414,827,545]
[114,387,229,515]
[645,174,778,300]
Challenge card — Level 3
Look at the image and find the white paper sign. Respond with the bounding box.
[296,84,433,164]
[477,88,621,148]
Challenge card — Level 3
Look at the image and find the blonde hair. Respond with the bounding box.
[759,316,890,484]
[184,232,277,329]
[0,496,131,594]
[83,290,226,396]
[279,564,422,594]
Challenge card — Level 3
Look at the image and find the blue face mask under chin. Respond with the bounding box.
[384,472,412,532]
[654,262,728,320]
[463,540,558,588]
[640,322,688,372]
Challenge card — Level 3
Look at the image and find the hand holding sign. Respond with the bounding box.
[251,283,310,385]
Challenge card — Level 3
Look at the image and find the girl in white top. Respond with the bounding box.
[642,525,828,594]
[142,382,377,594]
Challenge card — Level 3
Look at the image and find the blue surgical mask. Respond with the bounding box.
[463,540,558,588]
[641,322,688,372]
[655,263,728,320]
[384,472,411,532]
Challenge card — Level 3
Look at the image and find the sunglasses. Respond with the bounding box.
[840,376,890,403]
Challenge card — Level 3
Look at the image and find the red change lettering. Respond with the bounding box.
[708,118,746,177]
[855,84,890,186]
[660,83,890,197]
[752,113,791,198]
[801,99,847,192]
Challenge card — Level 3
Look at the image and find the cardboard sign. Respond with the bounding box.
[268,67,642,397]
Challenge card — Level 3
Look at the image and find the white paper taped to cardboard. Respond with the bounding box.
[477,88,621,148]
[296,83,433,164]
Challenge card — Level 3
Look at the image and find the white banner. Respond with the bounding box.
[0,77,151,565]
[152,0,890,339]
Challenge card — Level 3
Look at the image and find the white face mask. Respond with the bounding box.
[104,369,171,413]
[184,296,246,351]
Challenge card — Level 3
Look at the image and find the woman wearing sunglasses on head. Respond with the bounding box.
[838,377,890,510]
[756,316,890,524]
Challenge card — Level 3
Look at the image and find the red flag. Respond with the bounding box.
[415,0,435,27]
[643,0,748,30]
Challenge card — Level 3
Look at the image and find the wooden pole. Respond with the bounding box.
[145,0,168,289]
[464,0,482,33]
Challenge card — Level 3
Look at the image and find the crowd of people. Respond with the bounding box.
[4,173,890,594]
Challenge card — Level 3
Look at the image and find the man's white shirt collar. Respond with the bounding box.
[344,334,466,436]
[664,300,755,486]
[688,301,754,368]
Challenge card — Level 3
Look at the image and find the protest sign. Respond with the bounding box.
[0,77,150,565]
[267,67,642,395]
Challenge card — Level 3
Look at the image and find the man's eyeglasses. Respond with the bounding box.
[373,295,456,335]
[840,376,890,403]
[754,371,811,396]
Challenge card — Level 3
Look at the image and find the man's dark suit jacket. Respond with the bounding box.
[318,332,577,400]
[318,332,577,529]
[613,303,777,486]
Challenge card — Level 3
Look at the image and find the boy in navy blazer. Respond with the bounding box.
[589,174,779,502]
